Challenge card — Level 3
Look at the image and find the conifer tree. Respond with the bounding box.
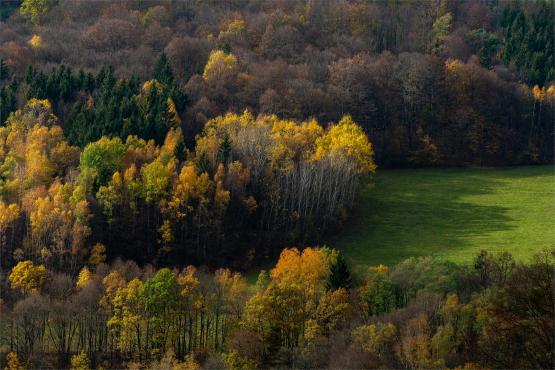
[0,58,8,81]
[154,52,174,86]
[217,133,232,165]
[196,151,209,174]
[326,251,352,291]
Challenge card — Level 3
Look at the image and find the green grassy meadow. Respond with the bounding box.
[326,165,555,266]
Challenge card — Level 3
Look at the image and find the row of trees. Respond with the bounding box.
[0,99,375,271]
[1,248,553,369]
[1,50,554,170]
[5,1,552,83]
[0,1,553,167]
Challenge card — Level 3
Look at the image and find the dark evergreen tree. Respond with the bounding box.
[0,58,7,81]
[67,102,90,146]
[502,1,554,86]
[122,106,143,140]
[326,251,352,291]
[196,151,209,174]
[154,52,174,86]
[84,72,95,93]
[0,82,17,125]
[217,133,232,165]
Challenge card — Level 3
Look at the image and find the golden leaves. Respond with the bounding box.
[9,260,49,294]
[313,115,376,174]
[28,34,43,48]
[202,50,238,83]
[0,201,19,229]
[271,247,329,296]
[76,266,92,289]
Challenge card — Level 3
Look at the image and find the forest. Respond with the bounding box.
[0,0,553,369]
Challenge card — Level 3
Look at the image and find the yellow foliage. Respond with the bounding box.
[271,118,324,168]
[454,363,488,370]
[533,84,548,102]
[85,95,94,109]
[202,50,238,83]
[213,164,230,211]
[220,18,245,36]
[445,58,463,73]
[25,98,51,111]
[142,79,163,93]
[313,115,376,174]
[160,127,183,159]
[0,202,19,230]
[76,266,93,289]
[316,288,351,333]
[158,219,173,244]
[28,34,42,48]
[353,322,397,354]
[173,354,200,370]
[202,111,371,178]
[221,351,257,370]
[4,352,25,370]
[28,181,90,258]
[370,264,389,274]
[399,314,441,368]
[214,268,248,316]
[167,98,182,127]
[70,352,90,370]
[271,247,329,296]
[177,265,200,298]
[24,124,75,187]
[167,163,212,220]
[100,271,126,308]
[89,243,106,267]
[0,99,76,198]
[9,260,49,294]
[109,278,145,353]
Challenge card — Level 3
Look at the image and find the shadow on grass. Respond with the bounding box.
[325,167,544,265]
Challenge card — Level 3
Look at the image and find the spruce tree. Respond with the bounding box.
[326,251,352,291]
[196,151,209,174]
[217,133,232,165]
[84,72,95,93]
[154,53,174,86]
[0,58,7,81]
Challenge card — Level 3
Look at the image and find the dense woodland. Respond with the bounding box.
[0,0,554,369]
[0,0,553,166]
[1,248,553,369]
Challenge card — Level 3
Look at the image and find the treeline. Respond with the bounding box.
[0,0,553,166]
[0,248,552,369]
[0,55,188,149]
[0,99,374,271]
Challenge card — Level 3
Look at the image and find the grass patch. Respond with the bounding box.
[326,165,555,266]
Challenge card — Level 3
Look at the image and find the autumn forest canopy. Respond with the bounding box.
[0,0,553,369]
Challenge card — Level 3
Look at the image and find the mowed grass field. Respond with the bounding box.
[326,165,555,266]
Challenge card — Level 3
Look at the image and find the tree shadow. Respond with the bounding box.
[326,166,552,265]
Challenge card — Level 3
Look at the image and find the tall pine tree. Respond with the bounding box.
[154,53,174,86]
[326,251,352,291]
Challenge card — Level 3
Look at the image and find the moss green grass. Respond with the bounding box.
[326,165,555,266]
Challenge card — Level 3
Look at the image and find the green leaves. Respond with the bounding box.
[429,12,452,54]
[20,0,49,25]
[141,268,179,315]
[141,160,173,204]
[79,136,126,190]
